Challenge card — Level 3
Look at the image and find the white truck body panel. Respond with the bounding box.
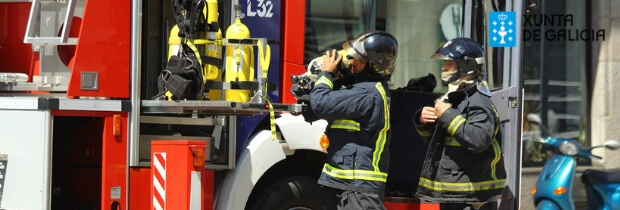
[215,113,327,209]
[276,113,327,152]
[0,110,53,210]
[215,130,285,210]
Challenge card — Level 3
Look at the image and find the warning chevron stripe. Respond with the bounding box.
[153,152,166,210]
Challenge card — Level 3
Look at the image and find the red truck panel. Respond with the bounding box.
[280,0,307,104]
[67,0,130,98]
[0,3,36,79]
[102,114,128,209]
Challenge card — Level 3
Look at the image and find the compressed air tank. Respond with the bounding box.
[224,6,254,102]
[204,0,223,100]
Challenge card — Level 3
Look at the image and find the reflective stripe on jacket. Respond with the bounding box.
[310,72,391,195]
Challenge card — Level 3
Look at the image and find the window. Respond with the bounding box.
[304,0,376,64]
[521,0,589,167]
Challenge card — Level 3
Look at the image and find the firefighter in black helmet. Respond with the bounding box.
[340,30,398,79]
[432,37,490,96]
[414,37,506,210]
[310,30,397,209]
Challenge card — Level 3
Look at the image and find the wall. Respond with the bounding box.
[592,0,620,166]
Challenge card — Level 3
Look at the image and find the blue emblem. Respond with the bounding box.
[489,12,516,47]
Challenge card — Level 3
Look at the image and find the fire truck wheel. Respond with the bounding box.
[247,175,329,210]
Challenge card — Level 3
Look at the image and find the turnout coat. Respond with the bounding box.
[413,83,506,203]
[310,72,391,195]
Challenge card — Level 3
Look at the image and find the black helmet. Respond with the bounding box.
[431,37,485,81]
[342,30,398,78]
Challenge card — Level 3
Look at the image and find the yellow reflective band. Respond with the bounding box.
[257,94,277,141]
[490,104,501,179]
[444,137,461,147]
[418,177,505,192]
[372,82,390,172]
[256,40,271,80]
[323,164,388,182]
[448,115,466,136]
[492,105,500,137]
[490,139,501,180]
[417,129,432,137]
[315,76,333,89]
[331,119,360,131]
[267,99,276,140]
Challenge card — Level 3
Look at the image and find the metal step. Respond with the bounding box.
[24,0,79,45]
[141,99,303,115]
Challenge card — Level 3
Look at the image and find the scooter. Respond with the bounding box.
[529,115,620,209]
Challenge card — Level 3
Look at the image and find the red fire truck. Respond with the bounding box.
[0,0,523,209]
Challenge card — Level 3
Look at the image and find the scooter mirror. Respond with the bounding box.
[526,113,553,137]
[527,113,542,125]
[603,140,620,150]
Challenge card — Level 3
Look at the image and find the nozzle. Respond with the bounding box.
[234,4,245,19]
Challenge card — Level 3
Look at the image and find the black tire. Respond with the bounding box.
[247,175,330,210]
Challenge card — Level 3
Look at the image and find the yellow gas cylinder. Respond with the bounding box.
[165,24,204,100]
[224,9,254,102]
[204,0,222,100]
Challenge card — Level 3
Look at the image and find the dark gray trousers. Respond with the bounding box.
[324,187,385,210]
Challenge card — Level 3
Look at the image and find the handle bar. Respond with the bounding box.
[526,136,546,144]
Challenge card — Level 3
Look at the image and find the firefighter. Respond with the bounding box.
[310,30,398,209]
[413,37,506,210]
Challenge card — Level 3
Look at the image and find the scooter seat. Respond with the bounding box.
[581,169,620,184]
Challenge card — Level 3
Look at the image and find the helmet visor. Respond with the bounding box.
[430,46,455,60]
[430,53,453,60]
[342,40,367,61]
